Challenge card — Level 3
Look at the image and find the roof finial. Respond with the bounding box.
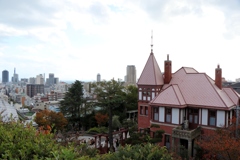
[151,30,153,53]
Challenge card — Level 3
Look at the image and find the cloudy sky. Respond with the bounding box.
[0,0,240,82]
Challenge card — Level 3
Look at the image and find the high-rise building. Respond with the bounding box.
[97,73,101,82]
[29,77,36,84]
[36,74,44,84]
[2,70,9,83]
[26,84,44,97]
[126,65,136,85]
[20,78,28,83]
[12,68,19,83]
[54,78,59,85]
[49,73,54,86]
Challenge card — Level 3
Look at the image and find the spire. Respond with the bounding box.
[14,68,15,74]
[151,30,153,54]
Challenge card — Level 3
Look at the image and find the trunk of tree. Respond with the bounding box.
[108,105,114,152]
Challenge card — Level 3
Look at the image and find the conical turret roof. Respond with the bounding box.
[137,52,164,85]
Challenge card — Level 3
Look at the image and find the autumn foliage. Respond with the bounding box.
[35,110,68,131]
[95,113,108,126]
[196,117,240,159]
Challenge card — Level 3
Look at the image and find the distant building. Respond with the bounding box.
[49,73,54,86]
[20,78,28,83]
[36,74,44,84]
[54,78,59,85]
[126,65,136,85]
[26,84,44,98]
[97,73,101,82]
[11,68,18,83]
[29,77,36,84]
[2,70,9,83]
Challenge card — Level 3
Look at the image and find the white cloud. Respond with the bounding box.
[0,0,240,81]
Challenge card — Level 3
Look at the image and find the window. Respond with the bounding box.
[140,106,144,115]
[165,108,172,123]
[189,108,198,124]
[209,110,216,126]
[153,107,159,121]
[143,88,147,95]
[165,135,170,150]
[147,88,151,96]
[145,107,148,115]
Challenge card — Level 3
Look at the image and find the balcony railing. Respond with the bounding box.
[172,126,201,140]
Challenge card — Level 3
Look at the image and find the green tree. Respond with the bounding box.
[0,120,79,159]
[124,85,138,111]
[94,143,174,160]
[92,79,125,152]
[60,80,84,130]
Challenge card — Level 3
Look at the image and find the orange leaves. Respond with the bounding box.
[35,110,68,131]
[196,124,240,159]
[95,113,108,126]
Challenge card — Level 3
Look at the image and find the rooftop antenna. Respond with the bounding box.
[151,30,153,53]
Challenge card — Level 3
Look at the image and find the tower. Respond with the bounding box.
[126,65,136,85]
[97,73,101,82]
[12,68,18,83]
[2,70,9,83]
[49,73,54,86]
[137,31,164,129]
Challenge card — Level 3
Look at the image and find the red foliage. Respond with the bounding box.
[95,113,108,126]
[196,117,240,159]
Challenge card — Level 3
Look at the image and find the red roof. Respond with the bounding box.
[151,67,238,110]
[137,53,164,85]
[151,84,186,107]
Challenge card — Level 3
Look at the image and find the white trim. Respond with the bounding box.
[159,107,165,122]
[172,108,179,124]
[152,92,155,99]
[202,109,208,125]
[217,110,225,127]
[150,120,178,128]
[139,91,142,100]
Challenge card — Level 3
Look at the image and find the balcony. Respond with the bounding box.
[172,126,201,140]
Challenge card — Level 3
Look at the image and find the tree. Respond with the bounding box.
[124,85,138,111]
[94,143,174,160]
[196,117,240,159]
[60,80,84,130]
[95,112,109,126]
[0,120,83,159]
[92,79,125,152]
[34,110,68,131]
[112,115,121,130]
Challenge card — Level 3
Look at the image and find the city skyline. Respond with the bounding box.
[0,1,240,82]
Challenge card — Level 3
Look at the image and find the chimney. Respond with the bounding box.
[164,54,172,84]
[215,64,222,89]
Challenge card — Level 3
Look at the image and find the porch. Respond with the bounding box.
[172,126,201,157]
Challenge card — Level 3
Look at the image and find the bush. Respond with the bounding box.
[0,119,98,159]
[87,127,108,134]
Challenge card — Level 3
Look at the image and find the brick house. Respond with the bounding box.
[137,50,240,157]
